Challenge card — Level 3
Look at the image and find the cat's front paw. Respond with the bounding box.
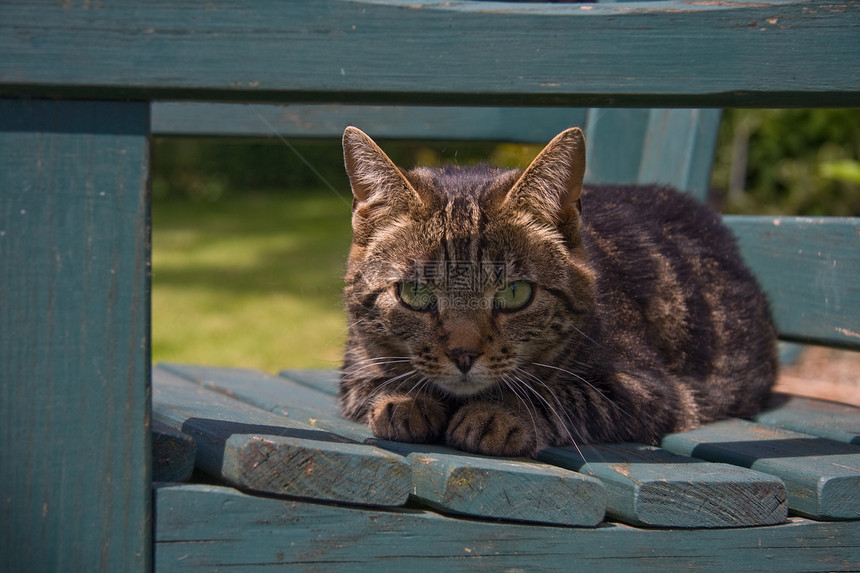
[446,403,537,457]
[368,394,448,444]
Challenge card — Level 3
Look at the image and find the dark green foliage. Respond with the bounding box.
[712,110,860,216]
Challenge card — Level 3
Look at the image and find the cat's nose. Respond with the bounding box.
[448,348,482,374]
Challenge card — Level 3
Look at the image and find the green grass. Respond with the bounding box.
[151,190,353,373]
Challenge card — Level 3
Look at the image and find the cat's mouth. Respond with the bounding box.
[429,369,497,398]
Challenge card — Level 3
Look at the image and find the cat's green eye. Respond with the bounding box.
[494,281,534,311]
[398,281,436,311]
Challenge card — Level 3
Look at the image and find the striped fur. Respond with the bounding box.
[339,126,777,457]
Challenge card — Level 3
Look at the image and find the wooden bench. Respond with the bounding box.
[2,1,859,571]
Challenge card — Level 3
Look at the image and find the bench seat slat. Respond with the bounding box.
[539,443,787,528]
[756,393,860,446]
[152,420,197,483]
[152,367,411,506]
[161,363,607,526]
[661,419,860,520]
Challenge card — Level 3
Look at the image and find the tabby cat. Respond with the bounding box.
[339,126,777,458]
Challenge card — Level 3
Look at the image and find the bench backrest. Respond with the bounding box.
[1,1,858,571]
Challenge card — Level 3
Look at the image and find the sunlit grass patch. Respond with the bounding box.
[151,190,352,372]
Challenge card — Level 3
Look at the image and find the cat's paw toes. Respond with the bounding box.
[368,394,448,443]
[446,403,537,457]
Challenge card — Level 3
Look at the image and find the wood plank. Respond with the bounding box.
[539,443,787,528]
[0,99,150,573]
[637,108,722,202]
[2,1,859,107]
[152,367,411,507]
[160,363,372,441]
[757,393,860,446]
[154,484,860,572]
[661,419,860,520]
[152,420,197,483]
[371,440,605,527]
[280,368,341,397]
[151,102,588,143]
[725,216,860,350]
[164,364,606,526]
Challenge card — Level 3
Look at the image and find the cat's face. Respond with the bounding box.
[343,127,594,397]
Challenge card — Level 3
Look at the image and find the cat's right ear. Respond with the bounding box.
[342,126,422,216]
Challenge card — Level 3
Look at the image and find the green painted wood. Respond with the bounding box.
[584,108,721,199]
[152,367,411,506]
[155,484,860,571]
[160,363,372,442]
[637,108,722,202]
[369,440,605,526]
[280,368,341,397]
[661,419,860,520]
[2,1,859,107]
[151,103,589,143]
[152,420,197,483]
[0,99,151,573]
[757,393,860,446]
[164,364,606,526]
[539,443,787,528]
[724,216,860,349]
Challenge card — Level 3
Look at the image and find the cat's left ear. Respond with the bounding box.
[505,127,586,224]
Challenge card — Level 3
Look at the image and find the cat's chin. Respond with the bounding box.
[429,372,496,398]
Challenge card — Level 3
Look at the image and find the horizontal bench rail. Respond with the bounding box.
[2,0,859,107]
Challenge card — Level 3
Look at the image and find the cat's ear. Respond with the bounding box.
[342,126,423,215]
[505,127,586,224]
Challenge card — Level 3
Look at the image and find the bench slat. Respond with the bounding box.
[725,216,860,349]
[662,419,860,520]
[163,363,607,526]
[154,484,860,571]
[539,443,787,528]
[756,393,860,446]
[2,1,858,107]
[152,420,197,483]
[151,102,588,143]
[152,367,411,507]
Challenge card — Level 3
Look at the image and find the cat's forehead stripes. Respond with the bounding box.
[410,165,520,281]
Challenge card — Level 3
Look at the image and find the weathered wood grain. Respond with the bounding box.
[152,368,411,506]
[371,440,605,526]
[662,419,860,520]
[539,443,787,528]
[757,393,859,446]
[160,363,372,441]
[163,364,607,526]
[0,99,151,573]
[725,216,860,349]
[280,369,341,397]
[154,484,860,572]
[151,103,588,142]
[2,1,858,107]
[152,420,197,483]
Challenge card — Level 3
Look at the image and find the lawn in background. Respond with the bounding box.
[151,189,352,372]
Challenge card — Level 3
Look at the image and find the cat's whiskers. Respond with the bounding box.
[530,361,626,415]
[511,368,594,470]
[499,374,541,450]
[343,356,412,377]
